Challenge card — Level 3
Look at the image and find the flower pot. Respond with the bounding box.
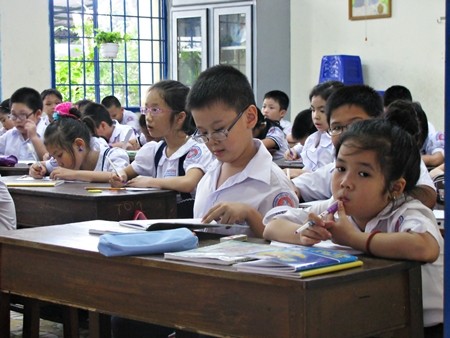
[100,43,119,59]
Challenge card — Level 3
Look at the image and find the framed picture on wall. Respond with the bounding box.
[349,0,392,20]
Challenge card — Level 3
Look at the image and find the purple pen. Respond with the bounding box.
[295,201,339,234]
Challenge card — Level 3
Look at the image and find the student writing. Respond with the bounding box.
[29,106,129,182]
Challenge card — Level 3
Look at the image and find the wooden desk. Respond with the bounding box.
[0,222,424,338]
[0,178,176,227]
[0,163,30,176]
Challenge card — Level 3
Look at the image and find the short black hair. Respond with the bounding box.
[0,98,10,114]
[41,88,63,101]
[264,90,289,110]
[10,87,43,111]
[101,95,122,109]
[383,85,412,107]
[326,84,383,124]
[291,108,316,140]
[186,64,255,113]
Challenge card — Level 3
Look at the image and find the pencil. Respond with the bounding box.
[85,187,126,191]
[106,156,120,176]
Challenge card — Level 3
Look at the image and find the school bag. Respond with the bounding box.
[154,141,195,218]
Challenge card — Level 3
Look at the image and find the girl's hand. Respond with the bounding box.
[29,162,47,178]
[49,167,76,181]
[297,211,333,245]
[109,171,127,187]
[126,176,153,188]
[326,201,358,246]
[201,202,248,224]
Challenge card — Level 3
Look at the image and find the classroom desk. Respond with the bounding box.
[0,221,424,338]
[0,163,30,176]
[0,177,177,227]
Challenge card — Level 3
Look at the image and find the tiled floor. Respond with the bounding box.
[10,310,89,338]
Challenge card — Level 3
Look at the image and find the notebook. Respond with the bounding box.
[5,175,64,187]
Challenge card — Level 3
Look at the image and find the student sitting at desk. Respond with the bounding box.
[82,102,137,150]
[29,107,129,182]
[263,119,443,337]
[110,80,214,218]
[0,87,48,161]
[291,84,437,209]
[0,99,14,136]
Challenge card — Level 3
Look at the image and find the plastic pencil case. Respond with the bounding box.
[98,227,198,257]
[0,155,18,167]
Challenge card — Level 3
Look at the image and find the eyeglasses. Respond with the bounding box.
[192,108,247,144]
[8,111,35,122]
[140,107,173,116]
[327,125,349,136]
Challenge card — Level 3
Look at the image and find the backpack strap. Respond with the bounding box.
[154,141,191,200]
[101,147,112,171]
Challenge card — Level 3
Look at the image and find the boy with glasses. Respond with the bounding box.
[291,84,437,209]
[187,65,298,237]
[0,87,48,160]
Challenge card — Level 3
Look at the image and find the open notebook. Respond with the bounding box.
[5,176,64,187]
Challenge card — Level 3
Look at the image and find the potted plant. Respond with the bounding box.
[94,30,130,59]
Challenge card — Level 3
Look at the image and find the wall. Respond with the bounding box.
[0,0,445,131]
[291,0,446,130]
[0,0,51,99]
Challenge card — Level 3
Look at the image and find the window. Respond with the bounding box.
[51,0,167,107]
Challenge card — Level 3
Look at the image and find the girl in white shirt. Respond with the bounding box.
[29,107,129,182]
[110,80,214,217]
[264,119,443,333]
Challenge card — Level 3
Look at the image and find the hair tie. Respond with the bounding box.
[53,102,78,121]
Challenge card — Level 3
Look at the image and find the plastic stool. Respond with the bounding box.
[319,55,363,85]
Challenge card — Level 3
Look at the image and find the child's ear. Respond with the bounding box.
[245,105,258,129]
[279,109,287,118]
[35,109,42,118]
[390,178,406,198]
[73,137,86,148]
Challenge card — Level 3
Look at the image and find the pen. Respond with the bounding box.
[27,143,43,170]
[295,201,339,234]
[122,129,134,149]
[106,156,121,177]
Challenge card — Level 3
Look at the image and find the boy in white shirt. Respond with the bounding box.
[262,90,292,136]
[101,95,140,134]
[0,87,48,160]
[188,65,298,238]
[82,102,137,150]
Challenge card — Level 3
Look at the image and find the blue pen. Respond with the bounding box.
[295,201,339,234]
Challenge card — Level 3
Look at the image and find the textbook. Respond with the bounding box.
[5,176,64,187]
[165,241,362,277]
[234,245,362,278]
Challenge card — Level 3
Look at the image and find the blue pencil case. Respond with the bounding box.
[98,227,198,257]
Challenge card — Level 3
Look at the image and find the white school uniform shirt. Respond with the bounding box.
[0,181,16,230]
[121,109,140,134]
[44,141,129,173]
[131,138,214,197]
[280,119,292,136]
[421,131,444,157]
[109,120,136,145]
[263,196,443,327]
[194,139,299,221]
[266,125,289,160]
[300,131,334,172]
[292,159,435,202]
[0,118,47,160]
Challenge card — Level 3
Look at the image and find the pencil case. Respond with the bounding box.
[0,155,18,167]
[98,227,198,257]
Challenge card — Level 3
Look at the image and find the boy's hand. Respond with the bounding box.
[284,148,299,160]
[201,202,248,224]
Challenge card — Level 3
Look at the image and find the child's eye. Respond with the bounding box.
[358,172,369,177]
[335,166,345,172]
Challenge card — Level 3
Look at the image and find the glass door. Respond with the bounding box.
[213,6,252,81]
[171,9,208,86]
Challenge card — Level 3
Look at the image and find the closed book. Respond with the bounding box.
[5,176,64,187]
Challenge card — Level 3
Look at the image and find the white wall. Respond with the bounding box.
[0,0,51,98]
[0,0,445,131]
[291,0,445,130]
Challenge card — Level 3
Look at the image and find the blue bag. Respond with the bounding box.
[98,227,198,257]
